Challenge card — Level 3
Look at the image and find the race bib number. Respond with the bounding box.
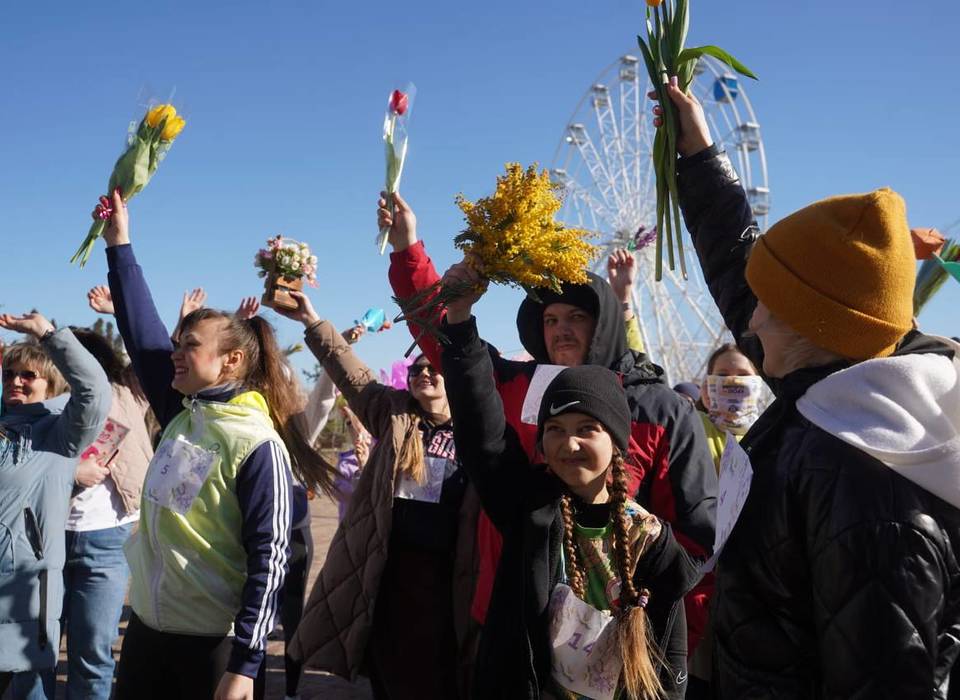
[394,456,450,504]
[144,435,217,515]
[701,433,753,573]
[548,583,623,700]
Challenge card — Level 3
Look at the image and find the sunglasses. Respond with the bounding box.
[2,369,40,383]
[407,364,439,379]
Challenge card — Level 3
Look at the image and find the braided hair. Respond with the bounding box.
[560,449,664,699]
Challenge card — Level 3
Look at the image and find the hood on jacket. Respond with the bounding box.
[797,335,960,508]
[516,271,628,369]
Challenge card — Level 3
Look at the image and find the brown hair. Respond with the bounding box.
[559,450,664,699]
[70,327,146,401]
[706,342,756,375]
[3,341,68,398]
[180,309,338,497]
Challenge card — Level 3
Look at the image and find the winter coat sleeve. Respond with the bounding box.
[653,395,717,556]
[38,328,112,458]
[625,315,645,354]
[388,240,444,371]
[228,440,293,678]
[106,244,183,428]
[441,316,532,531]
[676,146,764,372]
[303,320,397,441]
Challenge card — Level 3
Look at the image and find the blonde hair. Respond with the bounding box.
[3,342,68,398]
[559,450,665,699]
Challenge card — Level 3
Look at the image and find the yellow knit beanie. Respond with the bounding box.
[745,188,915,360]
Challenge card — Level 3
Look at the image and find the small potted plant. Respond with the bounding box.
[255,236,318,311]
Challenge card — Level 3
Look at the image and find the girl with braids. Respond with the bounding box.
[440,298,700,699]
[95,189,338,700]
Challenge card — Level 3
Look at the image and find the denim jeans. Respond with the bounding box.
[13,522,134,700]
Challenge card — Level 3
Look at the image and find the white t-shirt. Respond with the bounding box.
[66,478,139,532]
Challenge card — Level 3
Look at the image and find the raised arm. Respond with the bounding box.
[442,316,531,531]
[379,191,445,369]
[298,325,366,445]
[0,314,111,457]
[657,81,764,371]
[101,190,182,427]
[276,292,397,441]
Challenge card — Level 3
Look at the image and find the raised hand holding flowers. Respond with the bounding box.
[394,163,598,350]
[73,102,186,267]
[255,236,319,311]
[638,0,756,280]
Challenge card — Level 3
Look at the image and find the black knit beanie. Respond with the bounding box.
[536,365,631,452]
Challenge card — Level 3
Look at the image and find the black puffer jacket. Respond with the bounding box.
[441,316,701,699]
[678,146,960,699]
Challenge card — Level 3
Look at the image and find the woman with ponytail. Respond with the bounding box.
[439,269,700,699]
[96,189,338,700]
[279,291,479,700]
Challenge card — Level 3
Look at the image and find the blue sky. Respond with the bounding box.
[1,0,958,380]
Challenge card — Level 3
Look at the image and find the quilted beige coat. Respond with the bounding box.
[289,319,480,691]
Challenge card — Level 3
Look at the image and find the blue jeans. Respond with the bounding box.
[13,522,134,700]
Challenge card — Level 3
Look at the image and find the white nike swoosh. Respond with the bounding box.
[549,400,580,416]
[676,671,688,684]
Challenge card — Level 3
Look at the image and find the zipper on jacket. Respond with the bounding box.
[23,508,48,650]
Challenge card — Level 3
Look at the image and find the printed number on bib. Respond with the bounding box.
[144,435,217,515]
[548,583,623,700]
[394,455,452,504]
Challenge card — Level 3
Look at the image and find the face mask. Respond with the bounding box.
[706,375,764,435]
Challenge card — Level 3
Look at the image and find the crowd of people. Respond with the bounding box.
[0,78,958,700]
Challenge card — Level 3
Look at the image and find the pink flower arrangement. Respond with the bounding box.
[254,235,318,287]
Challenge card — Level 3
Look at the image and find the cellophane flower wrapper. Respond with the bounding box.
[376,83,417,254]
[72,100,186,267]
[636,0,756,280]
[393,163,598,350]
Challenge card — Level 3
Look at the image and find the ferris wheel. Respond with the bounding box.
[551,53,770,386]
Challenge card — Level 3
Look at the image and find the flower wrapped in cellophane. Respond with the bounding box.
[72,103,186,267]
[376,84,417,254]
[639,0,756,280]
[394,163,598,349]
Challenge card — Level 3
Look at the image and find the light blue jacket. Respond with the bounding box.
[0,328,111,672]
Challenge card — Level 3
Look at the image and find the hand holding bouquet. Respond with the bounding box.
[394,163,598,348]
[73,104,186,267]
[638,0,756,280]
[255,236,319,311]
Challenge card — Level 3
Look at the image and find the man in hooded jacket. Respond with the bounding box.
[383,193,717,665]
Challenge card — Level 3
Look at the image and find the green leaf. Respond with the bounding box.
[678,58,698,92]
[673,0,689,57]
[636,36,660,85]
[678,45,758,80]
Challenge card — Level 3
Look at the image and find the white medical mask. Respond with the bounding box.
[706,375,764,435]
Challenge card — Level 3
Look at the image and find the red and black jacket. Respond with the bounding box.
[389,242,717,649]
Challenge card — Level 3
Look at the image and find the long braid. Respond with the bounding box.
[609,451,640,608]
[610,449,664,700]
[559,494,586,599]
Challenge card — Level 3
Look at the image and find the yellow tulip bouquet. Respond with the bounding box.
[638,0,756,280]
[394,163,598,349]
[71,104,186,266]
